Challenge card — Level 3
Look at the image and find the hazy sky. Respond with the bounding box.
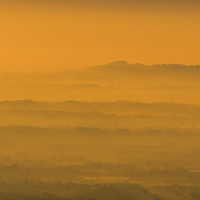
[0,0,200,72]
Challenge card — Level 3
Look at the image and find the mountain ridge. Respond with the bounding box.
[87,61,200,73]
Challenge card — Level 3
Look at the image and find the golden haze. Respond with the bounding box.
[0,2,200,72]
[1,1,200,200]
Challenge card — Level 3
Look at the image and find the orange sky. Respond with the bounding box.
[0,1,200,72]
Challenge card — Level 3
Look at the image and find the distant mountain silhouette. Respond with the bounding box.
[87,61,146,72]
[87,61,200,74]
